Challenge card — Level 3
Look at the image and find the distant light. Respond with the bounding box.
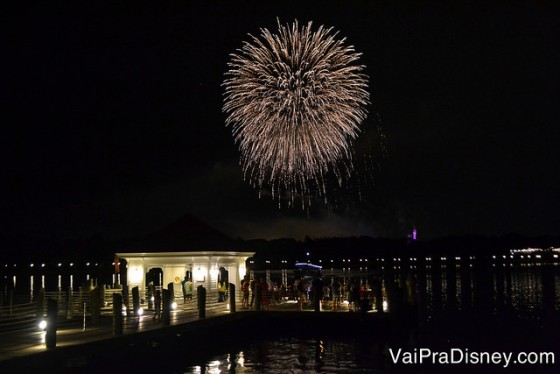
[137,307,144,316]
[58,263,62,267]
[306,252,310,256]
[382,300,388,312]
[38,320,47,330]
[30,263,34,267]
[41,263,45,267]
[70,263,74,267]
[171,301,178,310]
[86,263,90,266]
[150,296,155,302]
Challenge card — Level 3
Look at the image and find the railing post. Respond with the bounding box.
[147,283,154,309]
[197,285,206,319]
[36,288,45,324]
[122,285,130,317]
[65,287,73,319]
[229,283,236,313]
[99,285,105,308]
[132,286,140,316]
[167,282,174,304]
[112,293,123,336]
[46,298,58,349]
[162,289,171,326]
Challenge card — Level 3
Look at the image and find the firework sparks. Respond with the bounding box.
[223,19,370,208]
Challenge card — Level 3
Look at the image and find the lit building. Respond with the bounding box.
[115,215,254,297]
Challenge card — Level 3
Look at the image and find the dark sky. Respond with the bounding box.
[1,1,559,241]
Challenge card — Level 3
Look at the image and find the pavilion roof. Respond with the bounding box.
[118,214,236,253]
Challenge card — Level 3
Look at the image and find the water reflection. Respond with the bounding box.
[2,263,559,319]
[183,338,382,373]
[417,264,559,320]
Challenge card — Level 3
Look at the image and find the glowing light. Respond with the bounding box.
[382,300,388,312]
[39,320,47,330]
[137,307,144,316]
[129,267,143,284]
[239,265,246,279]
[210,267,219,279]
[223,19,370,208]
[194,267,205,282]
[171,301,178,310]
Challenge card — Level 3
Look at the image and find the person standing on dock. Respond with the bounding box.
[332,278,341,311]
[241,275,250,308]
[185,278,193,303]
[153,290,162,320]
[249,277,256,308]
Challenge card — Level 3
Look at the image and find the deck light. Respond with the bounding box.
[38,320,47,330]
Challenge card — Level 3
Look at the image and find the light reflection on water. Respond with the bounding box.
[183,338,381,374]
[417,264,560,319]
[5,264,560,319]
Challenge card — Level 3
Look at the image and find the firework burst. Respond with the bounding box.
[223,19,370,208]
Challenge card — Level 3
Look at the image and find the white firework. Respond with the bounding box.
[223,19,370,208]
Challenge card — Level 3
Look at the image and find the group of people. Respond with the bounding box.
[241,276,287,310]
[240,273,378,312]
[148,272,377,320]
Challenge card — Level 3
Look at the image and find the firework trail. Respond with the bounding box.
[223,19,370,208]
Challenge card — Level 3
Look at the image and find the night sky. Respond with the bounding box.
[2,1,559,242]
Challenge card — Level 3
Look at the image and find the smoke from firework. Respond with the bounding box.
[223,20,370,208]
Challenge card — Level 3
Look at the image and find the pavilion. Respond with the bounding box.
[115,215,254,297]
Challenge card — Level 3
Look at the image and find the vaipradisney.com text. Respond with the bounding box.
[389,348,555,368]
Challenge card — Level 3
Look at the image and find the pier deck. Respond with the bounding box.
[0,298,384,368]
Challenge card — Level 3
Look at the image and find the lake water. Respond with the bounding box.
[182,337,385,373]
